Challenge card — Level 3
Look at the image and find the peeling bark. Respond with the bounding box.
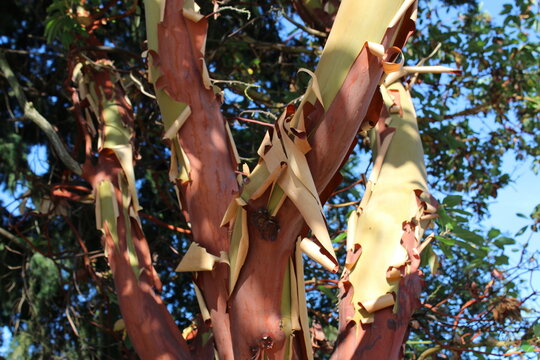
[333,273,423,359]
[227,2,418,359]
[329,9,442,355]
[141,0,424,358]
[144,0,238,358]
[68,42,191,359]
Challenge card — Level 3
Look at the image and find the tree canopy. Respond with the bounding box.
[0,0,538,359]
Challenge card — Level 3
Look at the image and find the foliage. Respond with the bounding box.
[0,0,538,359]
[411,0,539,215]
[44,0,88,47]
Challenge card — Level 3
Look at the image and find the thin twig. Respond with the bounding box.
[139,212,192,234]
[1,48,63,58]
[242,37,322,55]
[228,116,274,128]
[83,45,141,60]
[207,6,251,20]
[239,109,278,120]
[227,17,258,38]
[280,11,328,38]
[330,177,365,197]
[212,75,277,106]
[408,42,442,90]
[443,103,491,119]
[326,200,361,208]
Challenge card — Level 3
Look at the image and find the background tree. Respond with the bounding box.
[0,0,538,359]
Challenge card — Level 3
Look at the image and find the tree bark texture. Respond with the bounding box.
[67,45,191,359]
[140,0,421,359]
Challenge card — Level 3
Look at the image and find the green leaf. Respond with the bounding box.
[436,235,455,246]
[494,255,509,265]
[494,237,516,249]
[323,325,339,344]
[428,248,439,274]
[515,226,527,236]
[452,226,485,245]
[443,195,462,207]
[487,228,501,239]
[453,215,468,223]
[449,208,473,217]
[437,206,455,231]
[533,323,540,338]
[453,239,487,257]
[438,242,454,259]
[420,244,439,274]
[500,4,512,15]
[520,342,534,352]
[317,285,337,303]
[332,232,347,243]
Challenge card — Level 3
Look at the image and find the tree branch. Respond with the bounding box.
[239,37,322,55]
[0,51,82,175]
[443,103,491,119]
[280,10,328,38]
[212,73,278,107]
[0,226,27,249]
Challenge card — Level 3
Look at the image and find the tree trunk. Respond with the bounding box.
[142,0,422,359]
[67,42,191,359]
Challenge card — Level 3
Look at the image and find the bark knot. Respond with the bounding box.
[251,208,280,241]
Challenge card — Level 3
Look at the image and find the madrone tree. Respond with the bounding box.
[0,0,538,359]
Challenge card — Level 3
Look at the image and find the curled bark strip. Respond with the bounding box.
[382,46,405,74]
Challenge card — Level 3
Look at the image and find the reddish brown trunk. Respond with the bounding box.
[68,45,191,358]
[226,52,386,358]
[146,0,420,358]
[154,1,238,358]
[227,6,416,360]
[334,220,424,358]
[332,273,422,359]
[96,161,191,360]
[333,223,423,359]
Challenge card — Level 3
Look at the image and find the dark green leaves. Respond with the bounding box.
[443,195,462,207]
[493,236,516,248]
[44,0,88,47]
